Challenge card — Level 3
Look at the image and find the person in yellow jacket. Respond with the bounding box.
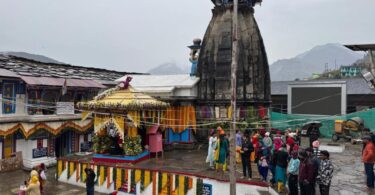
[26,174,41,195]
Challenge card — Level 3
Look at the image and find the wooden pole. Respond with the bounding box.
[229,0,239,195]
[369,50,375,76]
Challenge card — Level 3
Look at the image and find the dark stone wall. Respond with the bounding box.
[197,6,271,106]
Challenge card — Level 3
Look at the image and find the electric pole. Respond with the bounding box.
[229,0,239,195]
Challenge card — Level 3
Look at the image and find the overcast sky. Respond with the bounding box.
[1,0,374,73]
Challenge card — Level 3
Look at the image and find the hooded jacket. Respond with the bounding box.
[362,141,375,163]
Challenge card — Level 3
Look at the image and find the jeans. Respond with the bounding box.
[288,174,298,195]
[319,184,330,195]
[259,166,269,181]
[87,187,94,195]
[241,155,252,178]
[365,163,375,188]
[269,165,276,184]
[299,182,314,195]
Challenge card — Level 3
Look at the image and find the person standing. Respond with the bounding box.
[316,150,334,195]
[215,132,229,172]
[362,135,375,190]
[85,168,96,195]
[38,163,47,194]
[295,128,301,146]
[240,132,253,180]
[273,131,283,152]
[287,151,300,195]
[259,144,270,181]
[306,147,320,194]
[236,130,242,164]
[299,150,315,195]
[309,126,320,147]
[275,144,288,193]
[263,132,273,148]
[206,129,218,169]
[286,134,295,154]
[26,175,41,195]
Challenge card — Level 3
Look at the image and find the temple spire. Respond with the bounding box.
[211,0,262,7]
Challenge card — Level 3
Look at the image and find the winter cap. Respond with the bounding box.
[292,151,298,158]
[319,150,330,158]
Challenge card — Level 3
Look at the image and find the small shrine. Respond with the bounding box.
[77,77,169,163]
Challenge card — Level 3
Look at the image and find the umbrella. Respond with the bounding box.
[300,121,322,136]
[302,121,322,130]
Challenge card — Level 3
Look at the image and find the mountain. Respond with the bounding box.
[270,43,363,81]
[0,51,63,64]
[148,63,189,75]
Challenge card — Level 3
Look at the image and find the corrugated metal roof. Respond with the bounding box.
[21,76,106,88]
[0,68,20,78]
[116,74,200,88]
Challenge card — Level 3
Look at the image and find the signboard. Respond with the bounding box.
[56,102,75,115]
[202,183,212,195]
[80,142,92,152]
[32,147,48,158]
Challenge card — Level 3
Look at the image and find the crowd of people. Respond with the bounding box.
[21,163,47,195]
[206,127,335,195]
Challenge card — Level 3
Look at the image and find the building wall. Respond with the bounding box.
[271,94,375,114]
[174,87,197,97]
[16,139,56,169]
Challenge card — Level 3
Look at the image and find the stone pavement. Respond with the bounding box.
[0,169,106,195]
[328,141,372,195]
[0,139,372,195]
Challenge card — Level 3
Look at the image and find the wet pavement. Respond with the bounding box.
[328,141,372,195]
[0,138,372,195]
[0,168,106,195]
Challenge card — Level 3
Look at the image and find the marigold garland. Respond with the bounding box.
[144,170,151,190]
[68,162,75,179]
[178,175,185,195]
[135,169,141,183]
[152,172,157,195]
[99,166,105,186]
[57,160,63,178]
[184,176,189,194]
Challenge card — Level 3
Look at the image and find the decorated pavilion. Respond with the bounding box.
[77,77,169,163]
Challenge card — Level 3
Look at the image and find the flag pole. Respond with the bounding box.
[229,0,239,195]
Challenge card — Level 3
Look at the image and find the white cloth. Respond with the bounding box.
[40,171,47,181]
[206,136,217,166]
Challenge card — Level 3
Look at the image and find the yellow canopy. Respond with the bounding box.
[78,86,169,111]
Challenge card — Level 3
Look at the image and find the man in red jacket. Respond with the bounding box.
[362,135,375,189]
[299,150,315,195]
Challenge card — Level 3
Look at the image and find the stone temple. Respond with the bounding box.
[197,1,271,108]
